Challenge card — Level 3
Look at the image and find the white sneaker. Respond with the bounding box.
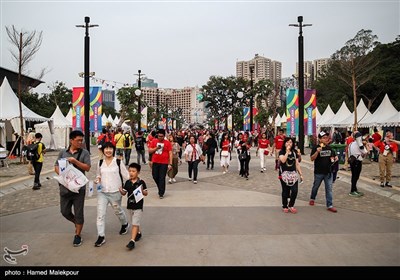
[193,181,197,184]
[223,171,226,174]
[168,178,172,184]
[188,178,192,181]
[172,178,176,183]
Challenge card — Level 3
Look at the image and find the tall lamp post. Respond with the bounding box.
[249,65,254,132]
[290,16,311,155]
[76,16,98,152]
[134,69,144,131]
[231,91,244,149]
[156,89,160,129]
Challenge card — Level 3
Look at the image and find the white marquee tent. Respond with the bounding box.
[335,99,372,128]
[35,106,72,149]
[0,77,50,148]
[359,94,399,127]
[317,105,335,127]
[324,101,352,127]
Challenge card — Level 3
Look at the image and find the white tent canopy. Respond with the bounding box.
[0,77,50,149]
[0,77,49,133]
[359,94,399,127]
[315,107,322,123]
[317,105,335,127]
[325,101,352,127]
[334,99,372,128]
[35,106,72,149]
[66,108,73,124]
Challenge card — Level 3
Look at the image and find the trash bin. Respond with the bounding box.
[330,144,346,164]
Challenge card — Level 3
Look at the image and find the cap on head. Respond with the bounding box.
[318,131,327,139]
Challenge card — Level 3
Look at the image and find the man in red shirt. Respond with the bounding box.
[374,130,398,188]
[371,128,382,162]
[149,129,173,198]
[272,129,285,170]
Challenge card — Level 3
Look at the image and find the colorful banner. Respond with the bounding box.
[286,88,298,137]
[227,114,232,131]
[243,107,258,131]
[243,107,250,131]
[304,89,317,135]
[140,107,147,132]
[72,86,102,133]
[286,88,317,137]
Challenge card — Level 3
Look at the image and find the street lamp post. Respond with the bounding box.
[135,89,141,130]
[76,16,98,152]
[249,65,254,132]
[156,89,160,129]
[134,69,144,131]
[231,91,244,149]
[166,97,170,133]
[290,16,312,155]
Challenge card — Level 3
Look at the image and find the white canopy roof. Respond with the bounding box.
[66,108,73,124]
[359,94,399,127]
[325,101,352,127]
[315,107,321,123]
[35,105,72,128]
[275,114,281,126]
[334,99,372,128]
[0,77,49,122]
[317,105,335,127]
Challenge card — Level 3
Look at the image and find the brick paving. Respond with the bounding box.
[0,146,399,219]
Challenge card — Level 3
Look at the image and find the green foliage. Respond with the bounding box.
[315,30,400,118]
[102,103,117,119]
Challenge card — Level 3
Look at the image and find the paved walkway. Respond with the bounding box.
[0,146,399,266]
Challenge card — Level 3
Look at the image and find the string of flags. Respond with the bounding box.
[90,76,136,90]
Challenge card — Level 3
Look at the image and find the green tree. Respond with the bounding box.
[116,86,140,131]
[45,81,72,115]
[329,29,379,130]
[102,104,117,120]
[202,76,248,131]
[6,25,44,161]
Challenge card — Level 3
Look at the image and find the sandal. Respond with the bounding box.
[282,208,289,213]
[289,207,297,214]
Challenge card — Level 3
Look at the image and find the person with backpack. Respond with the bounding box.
[123,130,133,165]
[54,130,91,247]
[31,133,46,190]
[114,128,125,160]
[94,142,130,247]
[135,131,146,165]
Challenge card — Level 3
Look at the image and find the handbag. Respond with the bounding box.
[239,153,247,160]
[264,150,269,155]
[280,171,298,186]
[221,150,229,157]
[348,155,357,165]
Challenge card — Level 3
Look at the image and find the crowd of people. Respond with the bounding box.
[4,124,398,250]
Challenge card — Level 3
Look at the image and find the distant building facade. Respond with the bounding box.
[140,86,204,125]
[102,89,115,109]
[236,54,282,84]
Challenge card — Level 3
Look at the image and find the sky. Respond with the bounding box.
[1,0,399,96]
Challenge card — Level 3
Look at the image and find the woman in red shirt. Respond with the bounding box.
[256,132,271,173]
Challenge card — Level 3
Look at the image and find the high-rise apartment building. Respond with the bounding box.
[313,58,330,80]
[295,61,313,89]
[102,89,116,109]
[236,54,282,83]
[140,86,204,125]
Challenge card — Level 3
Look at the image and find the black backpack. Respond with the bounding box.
[24,143,40,161]
[99,158,123,186]
[124,133,131,148]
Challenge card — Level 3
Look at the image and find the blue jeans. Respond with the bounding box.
[96,191,127,237]
[310,173,334,208]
